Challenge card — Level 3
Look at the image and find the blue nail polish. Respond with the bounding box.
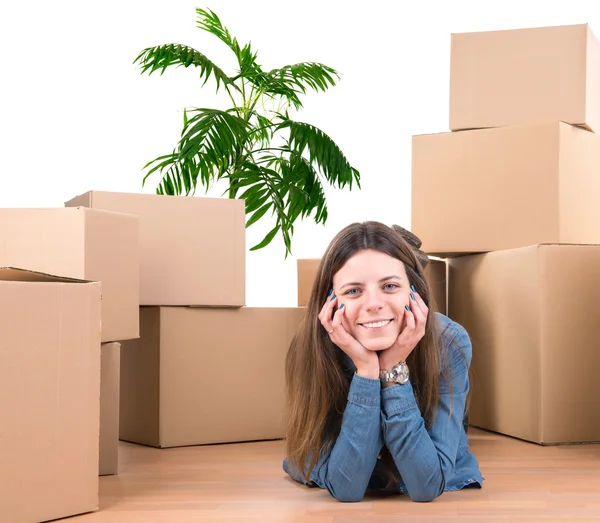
[405,305,410,311]
[330,293,336,301]
[410,292,415,300]
[339,303,345,309]
[328,288,333,297]
[410,284,416,292]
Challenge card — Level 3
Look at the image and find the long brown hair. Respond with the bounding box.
[285,221,451,482]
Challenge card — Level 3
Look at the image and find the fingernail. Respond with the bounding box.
[410,292,415,300]
[340,303,345,309]
[410,285,416,292]
[330,293,336,301]
[328,288,333,297]
[405,305,410,311]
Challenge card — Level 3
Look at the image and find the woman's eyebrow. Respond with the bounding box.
[339,275,403,290]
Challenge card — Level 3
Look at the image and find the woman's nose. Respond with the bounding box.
[363,290,384,311]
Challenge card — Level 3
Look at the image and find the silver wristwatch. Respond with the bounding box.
[380,361,409,385]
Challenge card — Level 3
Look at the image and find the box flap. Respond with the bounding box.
[0,267,93,283]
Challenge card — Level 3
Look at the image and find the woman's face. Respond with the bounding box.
[332,249,412,352]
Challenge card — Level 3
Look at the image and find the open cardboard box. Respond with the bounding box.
[0,267,102,523]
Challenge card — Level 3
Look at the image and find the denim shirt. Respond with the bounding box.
[283,312,484,502]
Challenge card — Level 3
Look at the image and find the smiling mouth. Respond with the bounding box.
[360,319,392,329]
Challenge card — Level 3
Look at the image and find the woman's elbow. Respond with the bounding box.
[327,485,366,503]
[408,485,443,503]
[332,492,365,502]
[410,492,439,503]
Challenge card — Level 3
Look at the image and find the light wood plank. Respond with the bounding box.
[68,428,600,522]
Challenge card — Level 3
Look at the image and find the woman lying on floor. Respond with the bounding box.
[283,221,483,502]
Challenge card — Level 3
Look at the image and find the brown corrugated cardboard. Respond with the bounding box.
[412,121,600,256]
[0,207,138,342]
[100,342,120,476]
[296,258,447,315]
[65,190,245,307]
[448,245,600,444]
[449,24,600,132]
[0,267,101,523]
[297,258,321,306]
[119,307,305,448]
[424,258,447,315]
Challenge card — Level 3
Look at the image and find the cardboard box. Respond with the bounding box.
[448,245,600,444]
[449,23,600,132]
[297,258,321,307]
[0,267,101,523]
[0,207,138,342]
[99,342,120,476]
[296,258,447,315]
[65,190,245,307]
[119,306,305,448]
[425,258,447,315]
[411,121,600,256]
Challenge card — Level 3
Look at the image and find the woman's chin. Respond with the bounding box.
[360,336,397,352]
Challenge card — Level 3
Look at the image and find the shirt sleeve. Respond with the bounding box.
[283,373,383,502]
[380,323,473,502]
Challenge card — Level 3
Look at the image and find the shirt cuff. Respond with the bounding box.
[347,373,381,409]
[381,380,419,416]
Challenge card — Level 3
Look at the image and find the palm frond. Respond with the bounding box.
[242,63,339,110]
[142,151,214,196]
[244,71,303,109]
[227,164,294,255]
[133,44,237,93]
[276,118,361,190]
[142,108,250,196]
[267,152,328,226]
[268,62,340,94]
[288,152,328,224]
[178,108,250,173]
[196,8,261,78]
[248,112,275,149]
[227,151,330,256]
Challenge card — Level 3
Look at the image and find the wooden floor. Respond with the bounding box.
[70,428,600,522]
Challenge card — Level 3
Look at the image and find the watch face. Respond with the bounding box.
[381,363,409,384]
[394,363,409,384]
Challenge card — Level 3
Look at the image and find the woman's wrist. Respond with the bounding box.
[379,348,409,372]
[355,364,380,380]
[378,355,397,373]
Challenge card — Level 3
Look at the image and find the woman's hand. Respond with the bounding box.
[318,291,380,379]
[379,286,429,372]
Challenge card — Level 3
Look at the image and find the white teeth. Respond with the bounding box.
[362,320,391,329]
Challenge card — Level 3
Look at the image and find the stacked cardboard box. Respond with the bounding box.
[0,268,103,523]
[411,23,600,444]
[0,207,139,476]
[0,205,140,521]
[65,191,305,448]
[1,188,306,521]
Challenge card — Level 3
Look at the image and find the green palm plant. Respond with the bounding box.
[134,7,361,256]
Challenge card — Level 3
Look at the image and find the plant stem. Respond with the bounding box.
[228,79,256,199]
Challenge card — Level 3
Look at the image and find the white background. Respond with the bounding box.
[1,1,599,306]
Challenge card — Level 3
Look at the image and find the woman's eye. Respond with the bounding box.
[383,283,399,291]
[344,288,360,295]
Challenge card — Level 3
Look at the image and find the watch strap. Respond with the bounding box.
[379,361,409,384]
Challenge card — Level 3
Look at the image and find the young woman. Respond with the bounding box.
[283,221,483,502]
